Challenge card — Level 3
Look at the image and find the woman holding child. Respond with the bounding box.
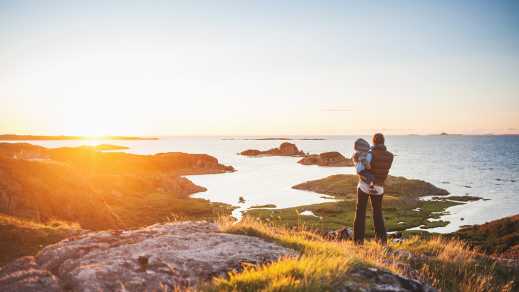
[352,133,394,245]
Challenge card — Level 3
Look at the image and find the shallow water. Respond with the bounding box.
[3,135,518,233]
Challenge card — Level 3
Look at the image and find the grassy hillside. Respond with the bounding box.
[0,143,234,230]
[452,215,519,259]
[0,214,81,266]
[203,218,518,291]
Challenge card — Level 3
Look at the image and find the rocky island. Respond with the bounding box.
[240,143,353,167]
[239,142,305,157]
[297,151,354,167]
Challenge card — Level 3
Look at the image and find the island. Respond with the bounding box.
[239,142,305,157]
[223,137,326,141]
[94,144,130,150]
[297,151,354,167]
[240,143,353,167]
[0,134,159,140]
[245,174,464,233]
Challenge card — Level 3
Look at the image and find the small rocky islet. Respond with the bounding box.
[239,142,306,157]
[240,142,354,167]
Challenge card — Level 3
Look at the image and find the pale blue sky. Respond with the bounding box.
[1,0,518,135]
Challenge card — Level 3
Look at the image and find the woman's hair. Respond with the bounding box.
[372,133,385,145]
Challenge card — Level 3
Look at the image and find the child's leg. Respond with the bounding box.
[364,172,375,186]
[358,170,375,185]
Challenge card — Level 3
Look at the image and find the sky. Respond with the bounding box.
[1,0,519,136]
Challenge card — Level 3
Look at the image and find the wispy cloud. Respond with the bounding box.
[321,108,352,112]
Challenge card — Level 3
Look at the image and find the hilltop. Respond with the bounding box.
[1,218,517,291]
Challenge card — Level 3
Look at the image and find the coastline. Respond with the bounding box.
[0,134,159,141]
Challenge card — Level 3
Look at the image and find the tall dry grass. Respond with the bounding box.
[202,217,517,291]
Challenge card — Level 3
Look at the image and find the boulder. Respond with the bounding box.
[298,151,354,167]
[0,221,296,291]
[339,266,436,292]
[324,227,353,241]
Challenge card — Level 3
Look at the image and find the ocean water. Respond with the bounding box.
[3,135,519,233]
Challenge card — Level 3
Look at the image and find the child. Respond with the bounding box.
[353,138,376,192]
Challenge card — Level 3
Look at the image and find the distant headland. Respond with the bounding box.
[222,137,326,141]
[0,134,159,141]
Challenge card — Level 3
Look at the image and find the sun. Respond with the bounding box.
[60,102,118,137]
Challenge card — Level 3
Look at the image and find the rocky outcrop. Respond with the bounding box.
[323,227,353,241]
[0,221,296,291]
[339,266,436,292]
[240,142,305,157]
[298,151,354,167]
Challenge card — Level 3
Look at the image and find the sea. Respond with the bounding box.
[3,135,518,233]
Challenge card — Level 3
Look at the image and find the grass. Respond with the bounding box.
[432,195,483,202]
[200,217,518,291]
[249,204,277,209]
[245,194,460,234]
[451,214,519,258]
[0,214,81,266]
[113,192,234,228]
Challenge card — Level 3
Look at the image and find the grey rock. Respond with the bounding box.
[324,227,353,241]
[339,266,436,292]
[1,221,296,291]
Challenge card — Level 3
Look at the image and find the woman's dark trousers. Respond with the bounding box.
[353,188,387,245]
